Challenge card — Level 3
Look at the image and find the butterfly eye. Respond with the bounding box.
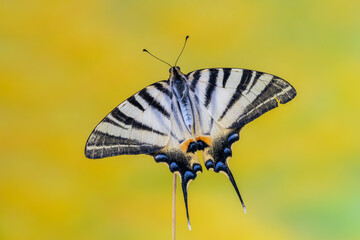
[176,66,181,71]
[169,68,172,73]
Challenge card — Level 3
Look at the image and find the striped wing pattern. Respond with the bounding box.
[85,79,204,228]
[85,67,296,229]
[187,68,296,130]
[85,80,172,158]
[186,68,296,213]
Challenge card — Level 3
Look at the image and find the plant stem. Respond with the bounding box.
[172,173,177,240]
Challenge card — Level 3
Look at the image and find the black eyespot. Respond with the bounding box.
[176,66,180,71]
[169,68,172,73]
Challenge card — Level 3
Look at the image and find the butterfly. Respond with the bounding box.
[85,37,297,229]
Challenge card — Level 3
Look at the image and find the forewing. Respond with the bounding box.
[187,68,297,129]
[85,81,172,159]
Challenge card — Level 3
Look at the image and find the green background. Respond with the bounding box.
[1,0,359,239]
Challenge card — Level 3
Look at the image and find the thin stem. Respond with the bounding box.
[172,173,177,240]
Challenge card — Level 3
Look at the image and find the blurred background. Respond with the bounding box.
[1,0,359,239]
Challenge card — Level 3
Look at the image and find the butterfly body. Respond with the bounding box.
[85,65,296,229]
[170,66,194,132]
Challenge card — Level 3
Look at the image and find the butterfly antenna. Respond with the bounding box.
[181,180,192,230]
[174,35,189,67]
[226,166,247,214]
[143,49,172,67]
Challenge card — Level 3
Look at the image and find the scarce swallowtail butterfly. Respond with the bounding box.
[85,36,297,229]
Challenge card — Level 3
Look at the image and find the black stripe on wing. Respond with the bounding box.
[85,80,172,159]
[248,71,263,93]
[111,108,167,136]
[232,76,297,128]
[152,82,172,98]
[189,70,201,90]
[85,131,164,158]
[219,69,252,120]
[187,68,296,130]
[138,88,171,118]
[101,117,127,129]
[222,68,231,87]
[88,131,141,147]
[204,69,218,108]
[127,95,145,111]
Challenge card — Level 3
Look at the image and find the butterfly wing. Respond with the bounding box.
[187,68,296,129]
[85,79,201,229]
[85,80,173,159]
[187,68,296,210]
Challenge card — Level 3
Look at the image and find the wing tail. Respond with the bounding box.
[199,129,247,212]
[181,174,192,230]
[153,144,202,230]
[214,162,246,213]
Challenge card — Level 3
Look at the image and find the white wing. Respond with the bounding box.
[85,80,172,159]
[186,68,297,213]
[187,68,297,130]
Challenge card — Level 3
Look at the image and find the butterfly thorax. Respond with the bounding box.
[169,67,194,133]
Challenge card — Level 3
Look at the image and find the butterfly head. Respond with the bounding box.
[169,66,187,84]
[169,66,181,74]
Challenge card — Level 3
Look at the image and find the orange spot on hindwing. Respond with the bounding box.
[195,136,212,147]
[180,139,193,153]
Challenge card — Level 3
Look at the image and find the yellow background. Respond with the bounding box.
[1,0,360,239]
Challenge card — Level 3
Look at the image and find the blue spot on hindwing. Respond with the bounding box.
[214,161,227,172]
[205,160,214,170]
[154,154,168,163]
[224,147,232,157]
[227,133,239,145]
[169,162,179,172]
[192,163,202,173]
[183,171,196,183]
